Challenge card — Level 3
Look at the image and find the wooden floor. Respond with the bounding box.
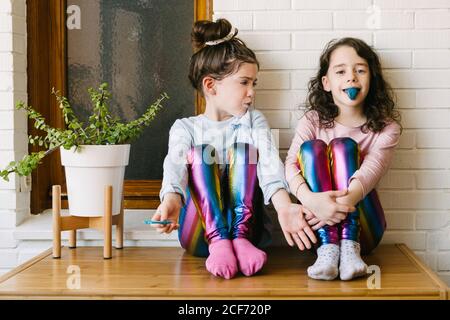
[0,244,448,300]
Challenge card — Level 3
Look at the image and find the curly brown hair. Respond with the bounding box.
[306,37,401,133]
[188,19,259,95]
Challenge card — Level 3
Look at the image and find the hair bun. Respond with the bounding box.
[191,18,236,49]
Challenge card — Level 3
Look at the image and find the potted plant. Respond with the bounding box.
[0,83,168,217]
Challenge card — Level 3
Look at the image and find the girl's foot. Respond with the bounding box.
[307,243,339,280]
[339,239,368,281]
[206,239,238,279]
[232,238,267,276]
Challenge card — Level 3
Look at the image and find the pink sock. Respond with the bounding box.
[232,238,267,276]
[205,239,238,280]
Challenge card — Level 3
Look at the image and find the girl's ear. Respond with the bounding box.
[322,75,331,92]
[202,76,216,95]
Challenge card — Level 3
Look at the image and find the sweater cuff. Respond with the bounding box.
[159,185,186,205]
[263,181,289,205]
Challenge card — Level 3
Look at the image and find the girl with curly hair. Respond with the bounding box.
[285,38,402,281]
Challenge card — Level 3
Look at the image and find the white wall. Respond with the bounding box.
[0,0,29,275]
[214,0,450,283]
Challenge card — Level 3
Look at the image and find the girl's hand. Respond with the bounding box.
[304,211,328,230]
[151,193,181,234]
[335,192,358,209]
[302,189,355,224]
[276,203,317,251]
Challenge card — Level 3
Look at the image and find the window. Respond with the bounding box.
[26,0,212,213]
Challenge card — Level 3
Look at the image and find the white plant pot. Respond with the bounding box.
[60,144,130,217]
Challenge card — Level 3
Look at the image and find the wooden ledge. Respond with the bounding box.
[0,244,448,300]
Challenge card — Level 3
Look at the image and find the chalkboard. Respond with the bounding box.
[67,0,194,180]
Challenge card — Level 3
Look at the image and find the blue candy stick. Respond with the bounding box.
[344,87,360,100]
[144,219,173,225]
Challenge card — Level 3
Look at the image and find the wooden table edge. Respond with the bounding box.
[0,247,53,284]
[396,243,449,300]
[0,293,445,300]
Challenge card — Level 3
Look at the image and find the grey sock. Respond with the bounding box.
[339,239,368,281]
[307,243,340,280]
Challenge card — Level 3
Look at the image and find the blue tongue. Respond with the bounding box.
[345,87,360,100]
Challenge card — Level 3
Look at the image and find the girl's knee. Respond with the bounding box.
[227,142,258,165]
[299,139,327,155]
[329,137,358,154]
[301,139,327,148]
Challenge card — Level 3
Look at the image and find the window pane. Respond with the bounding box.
[67,0,194,180]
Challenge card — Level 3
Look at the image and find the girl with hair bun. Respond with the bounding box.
[151,19,317,279]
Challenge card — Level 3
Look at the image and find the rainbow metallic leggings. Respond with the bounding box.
[298,138,386,254]
[178,143,264,257]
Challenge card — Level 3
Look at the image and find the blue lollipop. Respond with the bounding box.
[144,219,173,225]
[344,87,360,100]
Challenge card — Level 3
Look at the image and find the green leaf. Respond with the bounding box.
[0,83,168,180]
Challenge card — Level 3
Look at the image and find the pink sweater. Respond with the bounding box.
[285,111,401,197]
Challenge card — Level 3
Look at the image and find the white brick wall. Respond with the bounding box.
[0,0,29,272]
[214,0,450,284]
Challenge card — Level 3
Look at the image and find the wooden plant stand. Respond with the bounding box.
[52,185,124,259]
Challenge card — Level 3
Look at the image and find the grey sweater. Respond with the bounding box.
[159,109,289,205]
